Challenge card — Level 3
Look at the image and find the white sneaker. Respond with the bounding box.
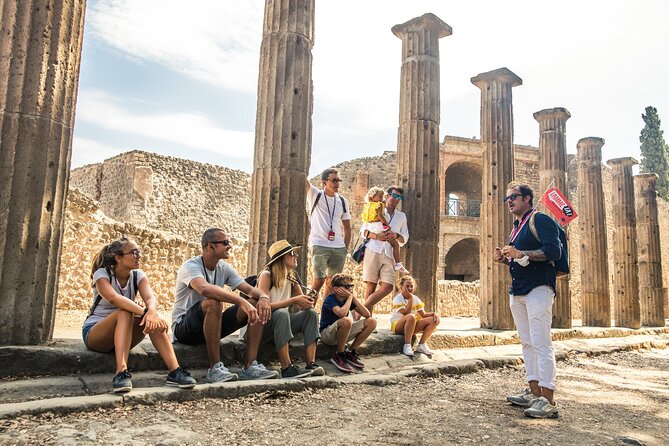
[402,344,414,357]
[394,262,410,274]
[524,397,559,419]
[415,343,434,356]
[207,362,238,383]
[239,360,280,380]
[506,388,540,407]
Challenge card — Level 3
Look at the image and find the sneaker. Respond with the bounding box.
[166,367,197,389]
[330,352,354,373]
[207,361,239,383]
[524,397,559,419]
[402,343,415,357]
[281,364,313,379]
[394,262,409,274]
[506,388,540,407]
[239,360,280,380]
[344,349,365,369]
[112,369,132,393]
[305,362,326,376]
[415,344,434,356]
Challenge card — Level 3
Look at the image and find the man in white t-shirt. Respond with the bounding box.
[172,228,279,382]
[306,168,352,299]
[359,186,409,315]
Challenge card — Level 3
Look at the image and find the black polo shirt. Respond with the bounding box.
[508,210,561,296]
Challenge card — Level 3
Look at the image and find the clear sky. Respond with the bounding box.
[72,0,669,176]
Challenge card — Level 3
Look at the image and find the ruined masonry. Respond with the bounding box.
[472,68,522,330]
[0,1,86,344]
[392,13,452,312]
[608,157,641,329]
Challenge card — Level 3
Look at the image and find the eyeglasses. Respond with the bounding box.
[503,193,524,203]
[210,240,232,246]
[121,249,141,258]
[391,193,403,201]
[327,178,342,183]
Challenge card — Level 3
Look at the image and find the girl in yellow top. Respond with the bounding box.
[390,276,440,357]
[361,186,408,273]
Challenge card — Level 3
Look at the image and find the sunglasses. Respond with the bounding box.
[338,284,354,290]
[287,251,298,257]
[121,249,141,259]
[503,193,524,203]
[327,178,342,183]
[391,193,403,201]
[210,239,232,246]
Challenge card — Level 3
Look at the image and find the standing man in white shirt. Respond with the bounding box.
[360,186,409,315]
[306,168,352,300]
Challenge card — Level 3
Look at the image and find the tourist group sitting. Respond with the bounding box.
[82,169,438,393]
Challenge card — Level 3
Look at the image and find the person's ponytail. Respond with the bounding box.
[90,237,130,282]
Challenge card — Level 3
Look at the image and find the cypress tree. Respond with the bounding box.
[639,106,669,199]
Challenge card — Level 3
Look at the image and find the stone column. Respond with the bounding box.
[634,174,666,326]
[471,68,522,329]
[577,138,611,326]
[0,1,87,345]
[607,157,641,329]
[248,0,314,279]
[534,108,572,328]
[392,13,452,312]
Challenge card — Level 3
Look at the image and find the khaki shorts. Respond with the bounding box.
[362,249,395,285]
[319,318,366,346]
[312,245,347,279]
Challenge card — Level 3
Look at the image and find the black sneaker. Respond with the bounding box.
[112,369,132,393]
[305,361,326,376]
[166,367,197,389]
[281,364,313,379]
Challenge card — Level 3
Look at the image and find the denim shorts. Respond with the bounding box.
[82,322,97,348]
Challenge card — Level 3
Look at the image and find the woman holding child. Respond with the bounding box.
[390,276,440,357]
[256,240,325,378]
[82,237,196,393]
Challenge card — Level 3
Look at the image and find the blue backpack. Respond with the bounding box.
[528,211,570,277]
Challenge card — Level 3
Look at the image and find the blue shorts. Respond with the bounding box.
[82,321,97,348]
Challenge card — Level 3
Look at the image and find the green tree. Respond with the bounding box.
[639,106,669,200]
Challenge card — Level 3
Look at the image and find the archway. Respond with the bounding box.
[444,162,482,217]
[444,237,480,281]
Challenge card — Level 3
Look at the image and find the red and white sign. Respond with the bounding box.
[540,186,578,226]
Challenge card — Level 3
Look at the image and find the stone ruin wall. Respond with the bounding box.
[59,143,669,319]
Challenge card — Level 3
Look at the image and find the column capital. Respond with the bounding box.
[533,107,571,123]
[634,173,659,187]
[577,137,605,150]
[471,67,522,89]
[392,13,452,39]
[607,157,638,169]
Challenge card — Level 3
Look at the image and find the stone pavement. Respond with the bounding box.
[0,315,667,419]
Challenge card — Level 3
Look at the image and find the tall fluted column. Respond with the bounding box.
[472,68,522,329]
[0,1,87,345]
[607,157,641,328]
[534,108,572,328]
[393,13,452,312]
[577,138,611,326]
[248,0,314,278]
[634,174,666,326]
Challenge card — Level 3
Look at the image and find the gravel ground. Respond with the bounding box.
[1,348,667,446]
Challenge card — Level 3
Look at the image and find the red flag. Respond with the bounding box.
[540,186,578,227]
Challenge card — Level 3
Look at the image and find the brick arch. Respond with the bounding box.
[443,236,480,282]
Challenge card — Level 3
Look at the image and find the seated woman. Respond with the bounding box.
[256,240,325,378]
[82,237,196,393]
[390,276,440,357]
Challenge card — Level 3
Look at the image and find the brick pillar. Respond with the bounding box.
[576,138,611,326]
[0,1,86,345]
[393,13,452,312]
[607,157,641,329]
[534,107,572,328]
[634,174,666,326]
[472,68,522,329]
[247,0,314,278]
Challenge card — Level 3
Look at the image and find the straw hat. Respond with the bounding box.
[266,240,300,267]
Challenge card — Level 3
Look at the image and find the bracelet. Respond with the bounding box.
[259,296,270,301]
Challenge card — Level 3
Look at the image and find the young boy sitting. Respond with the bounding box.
[319,273,377,373]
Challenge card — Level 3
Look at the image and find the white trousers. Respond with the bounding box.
[509,285,557,390]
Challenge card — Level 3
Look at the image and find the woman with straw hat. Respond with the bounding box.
[256,240,325,378]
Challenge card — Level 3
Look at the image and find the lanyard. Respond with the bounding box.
[509,209,535,244]
[200,256,217,284]
[324,194,336,231]
[387,210,395,225]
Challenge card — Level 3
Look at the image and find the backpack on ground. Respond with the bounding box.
[528,211,570,278]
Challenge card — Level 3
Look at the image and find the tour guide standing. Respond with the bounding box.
[493,182,561,419]
[306,168,352,299]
